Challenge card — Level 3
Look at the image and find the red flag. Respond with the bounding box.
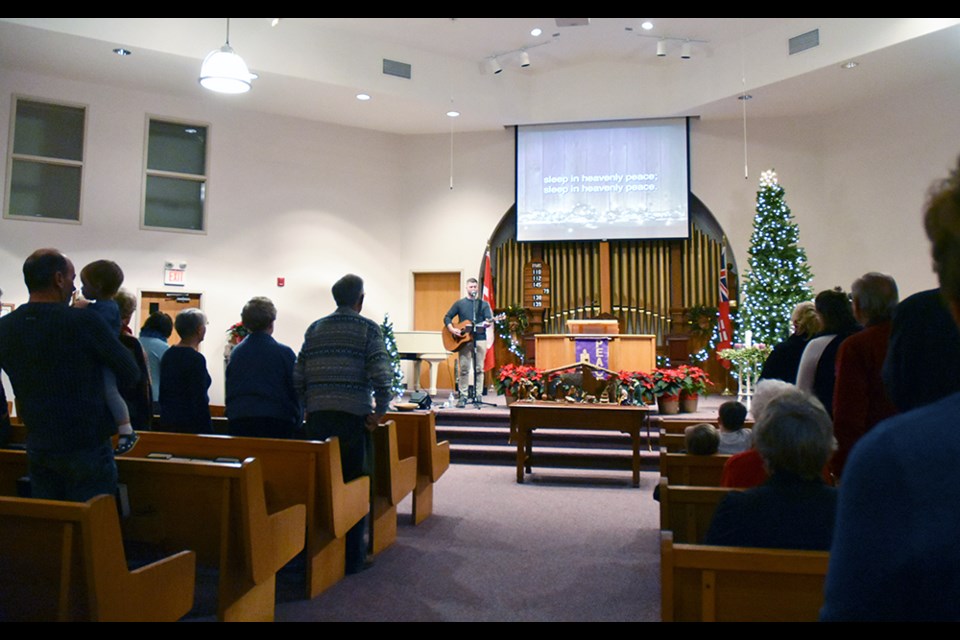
[482,250,496,371]
[717,247,733,369]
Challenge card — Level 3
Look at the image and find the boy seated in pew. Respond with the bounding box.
[653,423,720,501]
[717,401,751,455]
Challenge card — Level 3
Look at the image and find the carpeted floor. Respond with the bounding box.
[274,463,663,622]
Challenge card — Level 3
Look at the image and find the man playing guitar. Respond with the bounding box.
[443,278,493,407]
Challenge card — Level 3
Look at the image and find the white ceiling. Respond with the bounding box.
[1,18,959,135]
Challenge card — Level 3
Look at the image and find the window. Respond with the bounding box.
[5,97,86,222]
[142,118,208,232]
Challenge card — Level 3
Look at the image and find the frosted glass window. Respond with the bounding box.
[143,119,208,232]
[5,98,85,222]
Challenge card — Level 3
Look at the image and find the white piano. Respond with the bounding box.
[393,331,452,396]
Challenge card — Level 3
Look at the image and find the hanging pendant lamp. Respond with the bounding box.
[199,18,257,94]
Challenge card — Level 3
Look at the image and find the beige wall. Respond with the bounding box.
[2,66,959,402]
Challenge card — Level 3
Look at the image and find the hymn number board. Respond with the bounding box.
[523,261,551,310]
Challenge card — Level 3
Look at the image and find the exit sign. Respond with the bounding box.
[164,267,186,287]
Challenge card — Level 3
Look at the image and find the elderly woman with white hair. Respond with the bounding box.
[720,379,796,488]
[705,387,838,550]
[158,308,212,434]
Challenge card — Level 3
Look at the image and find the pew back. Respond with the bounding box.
[125,431,367,598]
[660,530,829,622]
[385,410,450,524]
[659,450,730,486]
[0,494,195,622]
[658,478,740,544]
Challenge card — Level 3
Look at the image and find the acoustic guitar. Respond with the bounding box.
[442,313,506,352]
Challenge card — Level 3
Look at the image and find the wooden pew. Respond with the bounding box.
[658,478,740,544]
[0,447,304,622]
[385,410,450,525]
[654,417,754,436]
[118,455,305,621]
[659,430,686,453]
[125,431,369,599]
[0,449,29,495]
[659,450,730,486]
[0,494,196,621]
[660,531,829,621]
[371,420,417,554]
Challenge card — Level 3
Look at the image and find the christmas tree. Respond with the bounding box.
[381,313,405,399]
[738,170,813,346]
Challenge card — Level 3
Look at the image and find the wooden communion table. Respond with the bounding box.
[508,401,652,487]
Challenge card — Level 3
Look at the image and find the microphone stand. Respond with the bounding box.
[467,295,496,410]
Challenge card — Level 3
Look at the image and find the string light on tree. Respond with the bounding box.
[738,169,814,346]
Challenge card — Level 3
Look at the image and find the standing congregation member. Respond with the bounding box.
[444,277,493,407]
[822,156,960,621]
[139,311,173,404]
[226,297,302,438]
[114,289,152,435]
[295,274,393,574]
[0,249,138,500]
[159,308,212,433]
[830,272,899,477]
[795,289,861,417]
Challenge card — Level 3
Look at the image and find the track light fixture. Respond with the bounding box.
[636,33,708,59]
[481,39,550,75]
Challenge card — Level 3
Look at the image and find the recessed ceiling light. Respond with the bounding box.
[531,27,542,37]
[113,47,132,56]
[356,93,371,101]
[641,21,654,31]
[446,110,460,118]
[841,61,859,70]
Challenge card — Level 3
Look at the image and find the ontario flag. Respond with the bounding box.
[717,247,733,369]
[482,250,496,371]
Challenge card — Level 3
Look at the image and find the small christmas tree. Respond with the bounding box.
[738,170,813,346]
[381,313,405,398]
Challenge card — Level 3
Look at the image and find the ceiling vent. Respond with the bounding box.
[382,58,412,79]
[789,29,820,55]
[555,18,590,28]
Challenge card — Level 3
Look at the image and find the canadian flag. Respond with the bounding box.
[482,250,496,371]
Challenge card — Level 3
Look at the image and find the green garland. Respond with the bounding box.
[494,304,528,363]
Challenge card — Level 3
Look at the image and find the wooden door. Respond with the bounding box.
[413,272,461,392]
[139,291,203,344]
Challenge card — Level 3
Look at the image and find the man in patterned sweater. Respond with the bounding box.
[294,273,392,574]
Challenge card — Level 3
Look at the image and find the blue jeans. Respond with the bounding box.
[305,411,370,572]
[28,440,118,502]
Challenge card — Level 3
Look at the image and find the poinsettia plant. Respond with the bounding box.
[650,368,684,399]
[677,365,711,395]
[226,321,249,346]
[496,364,544,397]
[619,370,655,405]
